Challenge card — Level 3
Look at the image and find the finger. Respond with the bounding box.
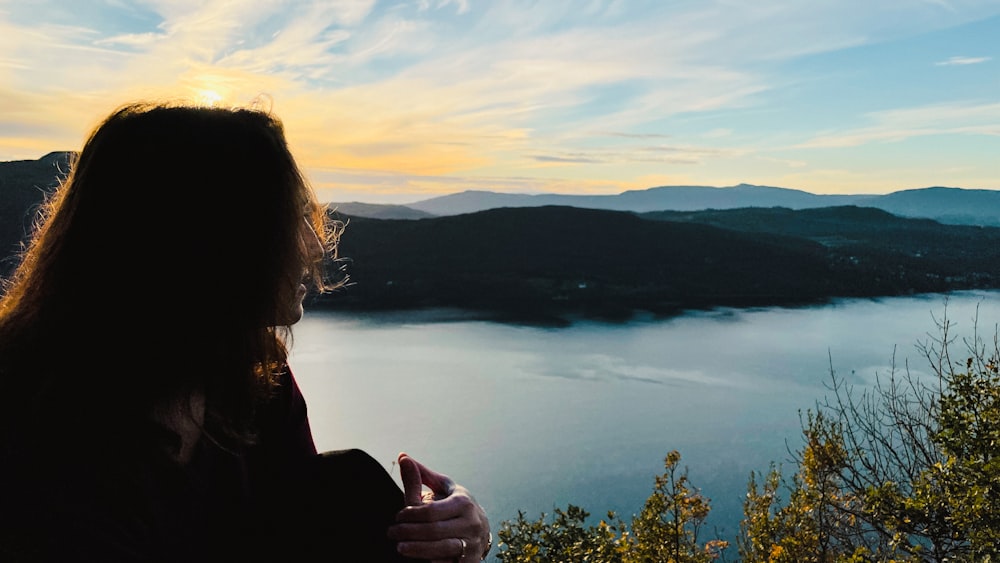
[397,537,468,561]
[395,488,476,523]
[398,452,424,507]
[402,455,456,499]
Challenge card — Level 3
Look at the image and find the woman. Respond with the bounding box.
[0,102,490,562]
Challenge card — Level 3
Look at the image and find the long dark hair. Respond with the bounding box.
[0,102,339,447]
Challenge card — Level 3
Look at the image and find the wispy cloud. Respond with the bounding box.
[702,128,733,139]
[935,55,991,66]
[599,132,673,140]
[2,0,1000,197]
[797,101,1000,148]
[533,155,601,164]
[94,31,167,47]
[522,144,738,168]
[759,156,808,168]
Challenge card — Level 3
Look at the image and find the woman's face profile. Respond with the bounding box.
[278,218,324,326]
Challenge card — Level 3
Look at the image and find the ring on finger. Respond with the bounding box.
[454,537,467,562]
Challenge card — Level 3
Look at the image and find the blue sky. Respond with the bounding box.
[1,0,998,203]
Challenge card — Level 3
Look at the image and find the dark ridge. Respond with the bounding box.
[404,185,1000,226]
[5,154,1000,324]
[0,152,73,276]
[328,202,435,220]
[316,205,1000,323]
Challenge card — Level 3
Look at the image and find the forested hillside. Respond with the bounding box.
[321,205,1000,323]
[6,155,1000,324]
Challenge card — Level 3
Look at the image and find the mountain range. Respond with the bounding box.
[4,153,1000,323]
[336,184,1000,226]
[0,152,72,274]
[319,204,1000,323]
[5,153,999,228]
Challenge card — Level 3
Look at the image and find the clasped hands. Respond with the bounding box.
[388,453,491,562]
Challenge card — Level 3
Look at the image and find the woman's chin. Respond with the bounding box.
[275,301,306,326]
[287,305,305,325]
[273,284,308,326]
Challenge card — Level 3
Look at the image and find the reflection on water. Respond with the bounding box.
[288,290,1000,548]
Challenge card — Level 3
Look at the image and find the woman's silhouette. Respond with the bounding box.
[0,102,490,562]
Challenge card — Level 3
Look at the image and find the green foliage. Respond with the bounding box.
[740,309,1000,562]
[497,451,729,563]
[930,354,1000,558]
[496,505,626,563]
[738,424,924,562]
[499,310,1000,562]
[622,451,728,563]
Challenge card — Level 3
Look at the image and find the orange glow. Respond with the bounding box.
[195,89,223,107]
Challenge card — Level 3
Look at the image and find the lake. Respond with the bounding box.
[287,290,1000,553]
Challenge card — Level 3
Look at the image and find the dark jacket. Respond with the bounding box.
[0,371,411,562]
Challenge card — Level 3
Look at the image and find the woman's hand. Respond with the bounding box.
[388,453,491,562]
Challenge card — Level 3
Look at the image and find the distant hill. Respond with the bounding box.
[405,184,1000,227]
[323,205,838,322]
[328,201,435,220]
[5,153,1000,226]
[873,187,1000,226]
[318,205,1000,323]
[643,206,1000,280]
[5,153,1000,323]
[0,152,73,275]
[406,184,867,215]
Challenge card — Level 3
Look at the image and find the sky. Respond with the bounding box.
[2,0,999,204]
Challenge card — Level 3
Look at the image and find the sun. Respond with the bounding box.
[195,89,223,107]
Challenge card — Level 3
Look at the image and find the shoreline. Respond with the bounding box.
[303,288,1000,328]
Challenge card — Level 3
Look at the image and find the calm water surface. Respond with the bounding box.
[288,290,1000,547]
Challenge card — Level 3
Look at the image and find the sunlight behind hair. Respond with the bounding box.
[195,89,223,107]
